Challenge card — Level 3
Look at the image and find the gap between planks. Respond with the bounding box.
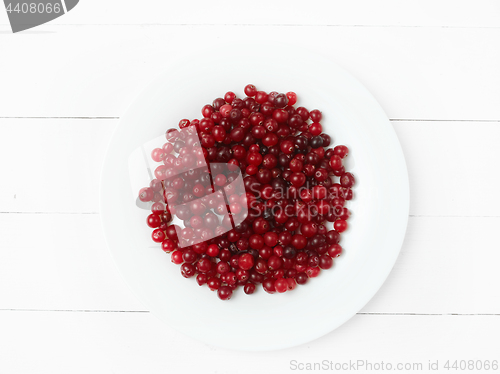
[3,24,500,29]
[0,309,498,316]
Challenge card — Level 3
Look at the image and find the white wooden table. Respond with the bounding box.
[1,1,499,373]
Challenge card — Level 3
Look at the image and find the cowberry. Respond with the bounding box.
[138,84,355,300]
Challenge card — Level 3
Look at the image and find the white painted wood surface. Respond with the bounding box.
[0,1,499,372]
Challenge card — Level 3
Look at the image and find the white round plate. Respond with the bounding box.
[100,45,409,351]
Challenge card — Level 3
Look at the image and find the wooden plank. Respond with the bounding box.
[1,119,499,217]
[0,312,497,372]
[361,216,500,314]
[1,0,499,27]
[0,119,116,214]
[394,121,500,217]
[0,26,498,120]
[0,214,498,314]
[0,213,145,311]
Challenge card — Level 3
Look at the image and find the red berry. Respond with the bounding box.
[244,84,257,97]
[328,244,343,257]
[286,92,297,105]
[334,220,348,233]
[319,255,333,269]
[334,145,349,158]
[146,214,162,228]
[151,229,165,243]
[244,282,256,294]
[262,278,276,294]
[238,253,255,271]
[275,278,288,293]
[309,122,322,136]
[309,109,322,122]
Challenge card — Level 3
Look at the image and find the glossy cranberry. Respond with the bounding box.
[201,104,214,118]
[206,244,219,257]
[244,84,257,97]
[306,266,321,278]
[151,229,166,243]
[290,173,306,187]
[301,222,318,238]
[263,256,280,271]
[244,282,256,294]
[181,249,196,264]
[334,145,349,158]
[303,164,315,177]
[207,277,221,291]
[286,91,297,105]
[228,108,242,124]
[309,122,322,136]
[340,172,355,188]
[180,263,196,278]
[274,278,288,293]
[238,253,255,270]
[230,127,245,142]
[171,250,183,264]
[289,158,303,172]
[312,185,327,200]
[262,133,278,147]
[252,217,270,235]
[249,112,264,126]
[291,234,307,250]
[309,109,322,122]
[212,125,226,142]
[247,152,263,166]
[262,277,276,294]
[274,93,289,108]
[319,255,334,269]
[147,214,161,228]
[225,272,237,286]
[215,285,232,300]
[318,133,331,147]
[196,273,208,286]
[329,155,343,171]
[306,152,320,165]
[224,91,236,103]
[161,239,176,253]
[295,272,308,285]
[263,232,278,247]
[138,187,154,202]
[249,234,264,250]
[216,261,230,275]
[252,258,266,274]
[272,109,289,123]
[196,257,212,273]
[328,244,343,257]
[334,220,348,233]
[254,91,268,104]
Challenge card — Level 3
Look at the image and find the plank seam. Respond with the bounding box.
[0,309,149,313]
[3,24,499,29]
[0,309,497,315]
[358,312,500,316]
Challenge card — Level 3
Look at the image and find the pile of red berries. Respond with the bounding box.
[138,84,354,300]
